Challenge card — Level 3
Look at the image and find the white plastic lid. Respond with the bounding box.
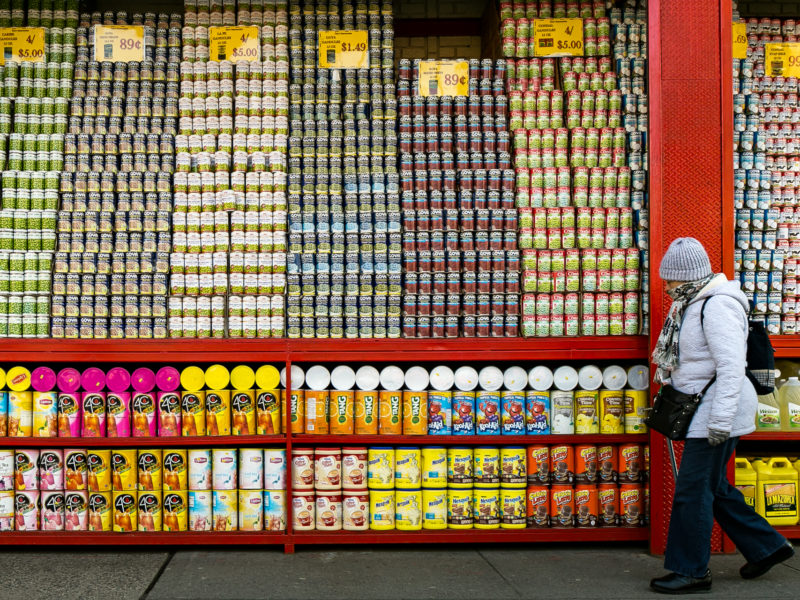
[626,365,650,391]
[355,366,380,391]
[528,366,554,391]
[330,365,356,391]
[405,366,430,391]
[280,365,305,390]
[553,365,579,391]
[602,365,628,391]
[503,366,528,391]
[478,366,504,391]
[429,365,455,391]
[305,365,331,391]
[577,365,603,391]
[379,365,405,391]
[454,366,479,391]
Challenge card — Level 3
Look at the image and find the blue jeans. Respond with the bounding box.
[664,437,788,577]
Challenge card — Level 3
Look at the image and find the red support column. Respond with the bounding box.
[648,0,734,555]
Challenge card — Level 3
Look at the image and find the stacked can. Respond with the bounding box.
[397,59,519,338]
[733,15,799,334]
[504,3,646,337]
[51,12,179,339]
[286,0,401,339]
[170,0,289,339]
[0,3,78,337]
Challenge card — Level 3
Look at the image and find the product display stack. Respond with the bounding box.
[286,0,400,339]
[170,0,288,339]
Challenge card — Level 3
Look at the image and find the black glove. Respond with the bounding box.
[708,428,730,447]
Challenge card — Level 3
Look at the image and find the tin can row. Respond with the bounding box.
[521,311,639,337]
[50,316,165,339]
[169,294,285,318]
[170,314,285,338]
[50,292,167,317]
[170,251,287,275]
[170,272,286,296]
[286,295,402,318]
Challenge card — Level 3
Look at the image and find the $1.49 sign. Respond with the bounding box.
[732,22,748,60]
[0,27,45,65]
[93,25,144,63]
[418,60,469,97]
[209,26,260,62]
[532,18,584,57]
[765,43,800,78]
[318,30,369,69]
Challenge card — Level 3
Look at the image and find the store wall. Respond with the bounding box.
[737,0,800,16]
[395,0,488,18]
[393,36,483,60]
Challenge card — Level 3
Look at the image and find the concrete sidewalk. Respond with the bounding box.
[2,544,799,600]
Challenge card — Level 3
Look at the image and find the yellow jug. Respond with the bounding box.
[734,458,757,509]
[754,457,799,526]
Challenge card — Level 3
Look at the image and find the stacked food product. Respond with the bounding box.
[1,447,286,532]
[51,11,178,339]
[501,0,647,337]
[170,0,288,339]
[286,362,649,436]
[396,59,519,338]
[0,1,79,338]
[733,14,793,334]
[286,0,400,339]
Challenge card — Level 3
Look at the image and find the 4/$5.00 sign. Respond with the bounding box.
[0,27,45,64]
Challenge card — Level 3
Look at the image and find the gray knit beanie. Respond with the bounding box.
[659,237,713,281]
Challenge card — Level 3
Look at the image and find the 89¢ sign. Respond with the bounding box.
[417,61,469,97]
[93,25,144,63]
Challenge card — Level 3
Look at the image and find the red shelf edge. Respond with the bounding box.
[742,432,800,441]
[769,336,800,358]
[0,531,288,545]
[0,435,286,448]
[774,526,800,539]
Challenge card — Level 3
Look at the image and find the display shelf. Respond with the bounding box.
[774,526,800,539]
[0,435,285,448]
[292,528,649,544]
[290,434,649,446]
[741,432,800,441]
[0,531,287,545]
[769,336,800,358]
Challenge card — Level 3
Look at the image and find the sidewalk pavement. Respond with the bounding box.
[2,543,799,600]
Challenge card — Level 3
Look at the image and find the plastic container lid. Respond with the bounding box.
[577,365,603,391]
[379,365,405,391]
[429,365,455,391]
[404,366,430,391]
[80,367,106,392]
[255,365,281,390]
[478,366,503,391]
[7,367,31,392]
[156,366,181,393]
[56,368,81,393]
[627,365,650,391]
[528,366,554,391]
[454,366,479,391]
[31,367,56,392]
[106,367,131,393]
[231,365,256,391]
[305,365,331,391]
[131,368,155,393]
[330,365,356,391]
[280,365,305,390]
[553,365,579,391]
[503,366,528,391]
[204,364,230,390]
[602,365,628,391]
[0,367,6,390]
[181,366,206,392]
[355,366,380,391]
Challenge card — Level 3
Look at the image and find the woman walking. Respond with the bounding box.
[650,238,793,594]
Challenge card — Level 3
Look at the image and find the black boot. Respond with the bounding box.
[650,571,712,594]
[740,542,794,579]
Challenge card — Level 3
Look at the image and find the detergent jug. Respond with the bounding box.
[754,458,799,526]
[734,458,757,509]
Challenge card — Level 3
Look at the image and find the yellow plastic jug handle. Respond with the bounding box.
[735,458,751,468]
[767,457,789,469]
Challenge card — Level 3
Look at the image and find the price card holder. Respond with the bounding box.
[732,22,748,60]
[209,26,260,62]
[93,25,144,63]
[765,43,800,78]
[318,30,369,69]
[417,60,469,97]
[532,18,584,57]
[0,27,45,65]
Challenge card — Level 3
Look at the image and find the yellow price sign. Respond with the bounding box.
[532,18,584,57]
[0,28,45,65]
[93,25,144,63]
[209,26,260,62]
[318,30,369,69]
[733,22,748,60]
[765,43,800,78]
[418,60,469,97]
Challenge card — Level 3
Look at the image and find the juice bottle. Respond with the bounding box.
[779,377,800,432]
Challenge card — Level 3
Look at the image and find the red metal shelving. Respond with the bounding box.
[0,531,287,545]
[0,435,285,448]
[770,336,800,358]
[292,528,649,544]
[741,432,800,442]
[291,434,649,446]
[774,527,800,539]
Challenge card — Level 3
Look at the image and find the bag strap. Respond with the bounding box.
[698,297,717,395]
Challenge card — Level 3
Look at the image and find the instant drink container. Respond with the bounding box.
[0,367,6,436]
[7,366,32,437]
[106,368,131,438]
[31,367,57,438]
[156,367,181,438]
[57,368,82,438]
[181,366,206,437]
[256,365,282,435]
[80,368,106,438]
[131,368,157,438]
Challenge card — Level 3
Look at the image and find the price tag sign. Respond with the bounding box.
[318,30,369,69]
[732,22,748,60]
[209,26,260,62]
[532,18,584,57]
[93,25,144,63]
[765,43,800,78]
[0,28,45,64]
[418,60,469,97]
